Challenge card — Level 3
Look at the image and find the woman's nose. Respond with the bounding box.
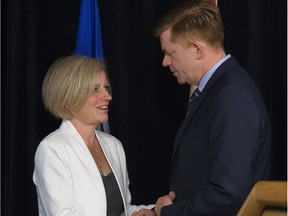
[104,90,112,101]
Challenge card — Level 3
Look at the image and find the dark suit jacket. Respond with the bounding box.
[161,57,271,216]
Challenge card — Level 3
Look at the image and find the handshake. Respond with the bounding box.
[132,191,176,216]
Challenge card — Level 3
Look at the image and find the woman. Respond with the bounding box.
[33,55,155,216]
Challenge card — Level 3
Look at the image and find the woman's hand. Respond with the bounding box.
[132,208,156,216]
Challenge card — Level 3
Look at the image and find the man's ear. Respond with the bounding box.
[192,40,205,60]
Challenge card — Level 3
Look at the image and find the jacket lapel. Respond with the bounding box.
[172,56,239,157]
[173,90,207,155]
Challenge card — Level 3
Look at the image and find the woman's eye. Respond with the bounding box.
[93,84,110,93]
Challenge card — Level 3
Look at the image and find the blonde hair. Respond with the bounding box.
[42,55,111,119]
[155,0,224,49]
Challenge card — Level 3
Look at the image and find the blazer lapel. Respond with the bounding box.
[173,90,207,155]
[172,56,239,157]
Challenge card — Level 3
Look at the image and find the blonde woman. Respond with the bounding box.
[33,55,155,216]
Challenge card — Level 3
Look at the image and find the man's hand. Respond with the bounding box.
[155,191,176,216]
[132,208,157,216]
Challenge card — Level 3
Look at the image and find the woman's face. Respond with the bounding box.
[75,71,112,127]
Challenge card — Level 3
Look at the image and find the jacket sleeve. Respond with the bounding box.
[124,171,155,216]
[33,141,81,216]
[112,138,155,216]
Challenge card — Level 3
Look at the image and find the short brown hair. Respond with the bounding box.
[42,55,111,120]
[155,0,224,49]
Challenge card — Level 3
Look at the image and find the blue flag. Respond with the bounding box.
[75,0,110,133]
[75,0,104,58]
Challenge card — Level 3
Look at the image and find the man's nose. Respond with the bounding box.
[162,55,171,67]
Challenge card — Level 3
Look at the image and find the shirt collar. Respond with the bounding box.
[198,54,231,92]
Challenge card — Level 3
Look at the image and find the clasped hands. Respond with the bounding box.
[132,191,176,216]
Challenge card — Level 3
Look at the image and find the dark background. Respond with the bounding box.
[2,0,287,215]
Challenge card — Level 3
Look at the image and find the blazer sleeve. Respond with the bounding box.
[33,140,81,216]
[162,85,265,216]
[124,171,155,216]
[109,137,155,216]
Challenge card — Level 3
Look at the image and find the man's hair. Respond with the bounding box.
[155,0,224,49]
[42,55,111,120]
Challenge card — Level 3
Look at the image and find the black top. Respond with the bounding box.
[101,172,124,216]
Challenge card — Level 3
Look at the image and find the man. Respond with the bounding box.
[154,0,271,215]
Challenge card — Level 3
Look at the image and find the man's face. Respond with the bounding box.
[160,29,202,85]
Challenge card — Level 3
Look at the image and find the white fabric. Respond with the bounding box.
[33,120,154,216]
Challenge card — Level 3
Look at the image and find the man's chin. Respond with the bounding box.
[176,78,186,85]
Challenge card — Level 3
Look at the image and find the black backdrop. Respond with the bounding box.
[2,0,287,215]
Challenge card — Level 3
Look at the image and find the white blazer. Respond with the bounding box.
[33,120,154,216]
